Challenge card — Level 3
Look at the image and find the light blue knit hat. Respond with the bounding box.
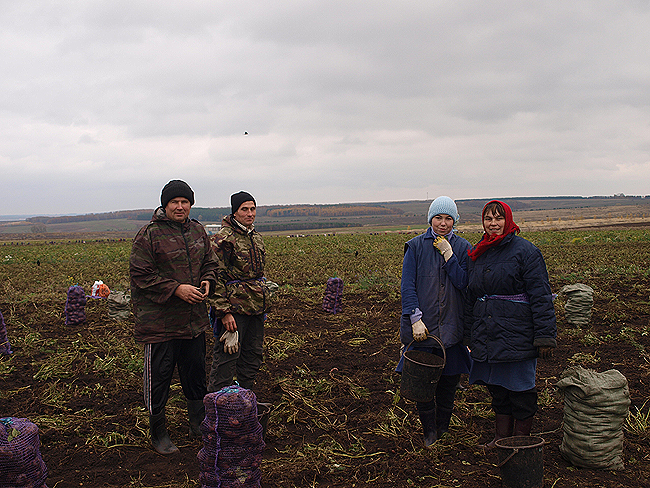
[427,196,460,225]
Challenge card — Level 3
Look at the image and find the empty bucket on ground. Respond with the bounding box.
[495,435,544,488]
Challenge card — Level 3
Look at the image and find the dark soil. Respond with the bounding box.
[2,284,649,487]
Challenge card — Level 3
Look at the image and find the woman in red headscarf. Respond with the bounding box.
[465,201,557,448]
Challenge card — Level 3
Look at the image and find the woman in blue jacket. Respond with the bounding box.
[398,196,472,447]
[465,200,556,448]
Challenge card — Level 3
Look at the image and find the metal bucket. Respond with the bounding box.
[399,335,446,403]
[496,436,544,488]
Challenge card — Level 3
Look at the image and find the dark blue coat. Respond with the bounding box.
[465,233,556,363]
[400,228,471,349]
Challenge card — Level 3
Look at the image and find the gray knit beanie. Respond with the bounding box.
[427,196,460,225]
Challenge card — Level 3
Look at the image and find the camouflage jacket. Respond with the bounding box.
[130,207,218,343]
[209,215,269,316]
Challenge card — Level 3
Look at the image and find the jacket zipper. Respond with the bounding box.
[181,222,195,335]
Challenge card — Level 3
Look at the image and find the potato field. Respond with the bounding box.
[1,229,649,487]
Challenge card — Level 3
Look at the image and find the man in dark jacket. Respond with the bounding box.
[130,180,218,455]
[208,191,270,393]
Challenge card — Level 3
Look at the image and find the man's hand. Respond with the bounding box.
[220,330,239,354]
[538,346,553,359]
[222,313,237,332]
[433,236,453,262]
[412,319,429,341]
[174,284,208,304]
[199,280,210,296]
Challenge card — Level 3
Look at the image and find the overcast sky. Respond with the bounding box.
[2,1,649,217]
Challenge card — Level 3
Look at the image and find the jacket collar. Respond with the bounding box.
[224,214,255,235]
[425,226,455,240]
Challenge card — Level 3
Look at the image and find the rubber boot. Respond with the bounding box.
[187,399,205,439]
[436,407,453,439]
[419,409,438,447]
[150,410,179,455]
[514,416,534,436]
[483,414,514,449]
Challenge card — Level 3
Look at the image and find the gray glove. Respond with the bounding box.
[220,330,239,354]
[433,236,453,262]
[411,319,429,341]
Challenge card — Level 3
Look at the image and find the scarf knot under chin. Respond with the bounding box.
[467,200,520,261]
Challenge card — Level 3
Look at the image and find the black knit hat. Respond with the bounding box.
[161,180,195,208]
[231,191,256,214]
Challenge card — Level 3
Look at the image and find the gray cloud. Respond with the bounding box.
[1,1,650,215]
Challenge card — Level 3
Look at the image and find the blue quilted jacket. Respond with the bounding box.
[400,228,471,348]
[465,233,557,362]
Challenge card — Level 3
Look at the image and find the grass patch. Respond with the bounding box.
[568,352,600,365]
[626,400,650,439]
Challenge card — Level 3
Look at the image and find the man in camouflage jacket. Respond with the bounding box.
[208,191,270,392]
[130,179,218,455]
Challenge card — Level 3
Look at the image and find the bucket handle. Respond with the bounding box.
[402,334,447,367]
[496,448,519,468]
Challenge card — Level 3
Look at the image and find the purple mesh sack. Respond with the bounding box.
[0,310,11,355]
[64,285,87,326]
[0,417,48,488]
[322,277,343,314]
[198,386,265,488]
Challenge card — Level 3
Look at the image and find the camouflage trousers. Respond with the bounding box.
[208,313,264,392]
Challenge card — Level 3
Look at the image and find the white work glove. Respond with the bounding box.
[411,319,429,342]
[433,236,453,262]
[220,330,239,354]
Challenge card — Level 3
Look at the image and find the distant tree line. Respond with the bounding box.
[265,204,402,218]
[27,210,153,224]
[187,207,230,222]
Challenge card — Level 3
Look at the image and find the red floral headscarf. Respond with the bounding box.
[468,200,520,261]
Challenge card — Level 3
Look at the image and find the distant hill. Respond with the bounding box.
[2,195,650,238]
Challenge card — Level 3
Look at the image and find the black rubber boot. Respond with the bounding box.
[483,414,514,449]
[514,416,534,436]
[187,399,205,439]
[150,410,179,455]
[419,409,438,447]
[436,407,453,439]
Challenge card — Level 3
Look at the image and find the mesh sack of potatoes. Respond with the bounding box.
[198,386,265,488]
[322,277,344,314]
[64,285,87,326]
[0,309,12,355]
[0,417,48,488]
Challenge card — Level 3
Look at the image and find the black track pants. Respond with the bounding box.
[143,333,207,416]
